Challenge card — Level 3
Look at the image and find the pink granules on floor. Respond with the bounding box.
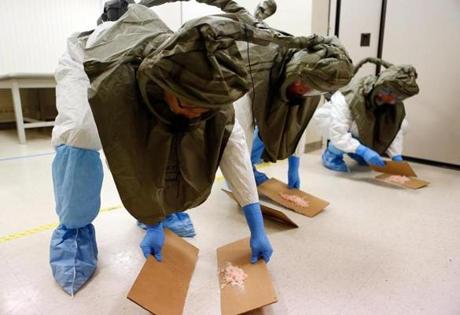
[385,175,410,184]
[220,262,248,289]
[279,192,310,208]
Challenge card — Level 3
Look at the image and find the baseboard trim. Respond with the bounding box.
[404,156,460,171]
[304,141,323,153]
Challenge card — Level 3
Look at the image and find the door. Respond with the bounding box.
[330,0,383,76]
[382,0,460,165]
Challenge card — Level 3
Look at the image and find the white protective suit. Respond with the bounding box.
[234,93,307,157]
[314,91,408,158]
[51,23,258,208]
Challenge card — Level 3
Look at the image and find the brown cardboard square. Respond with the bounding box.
[257,178,329,217]
[127,229,199,315]
[371,161,417,177]
[221,189,299,228]
[217,238,278,315]
[260,204,299,228]
[375,173,429,189]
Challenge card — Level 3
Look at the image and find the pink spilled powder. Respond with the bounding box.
[220,262,248,289]
[279,193,310,208]
[385,175,410,184]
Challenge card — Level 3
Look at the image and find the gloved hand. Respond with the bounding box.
[392,155,403,162]
[355,145,385,167]
[253,165,269,186]
[140,222,165,261]
[243,203,273,263]
[288,156,300,189]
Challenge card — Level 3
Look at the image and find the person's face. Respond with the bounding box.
[286,80,325,98]
[163,90,209,119]
[287,80,312,96]
[374,86,404,106]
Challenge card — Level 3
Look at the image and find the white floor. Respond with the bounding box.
[1,129,460,315]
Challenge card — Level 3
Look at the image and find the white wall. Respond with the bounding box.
[256,0,312,36]
[182,1,220,22]
[181,0,312,36]
[148,2,182,30]
[0,0,103,75]
[382,0,460,165]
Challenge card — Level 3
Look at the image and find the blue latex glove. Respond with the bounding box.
[243,203,273,263]
[287,156,300,189]
[347,152,368,166]
[355,145,385,167]
[251,128,265,165]
[140,223,165,261]
[392,155,403,162]
[137,212,196,238]
[253,165,269,186]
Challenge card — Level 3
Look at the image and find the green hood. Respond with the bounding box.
[353,57,419,109]
[279,35,354,99]
[137,15,253,112]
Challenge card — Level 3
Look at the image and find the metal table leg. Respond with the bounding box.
[11,80,26,144]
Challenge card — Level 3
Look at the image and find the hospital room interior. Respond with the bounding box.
[1,0,459,314]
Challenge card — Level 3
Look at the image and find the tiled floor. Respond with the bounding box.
[1,129,459,315]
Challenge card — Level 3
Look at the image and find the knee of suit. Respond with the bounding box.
[52,145,104,229]
[51,128,102,151]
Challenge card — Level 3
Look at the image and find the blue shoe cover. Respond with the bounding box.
[322,145,348,172]
[50,224,97,295]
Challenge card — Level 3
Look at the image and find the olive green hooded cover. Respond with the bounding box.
[83,5,259,224]
[242,35,354,162]
[140,0,354,162]
[342,57,419,155]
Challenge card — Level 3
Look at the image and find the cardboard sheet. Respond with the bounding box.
[127,229,199,315]
[222,189,299,228]
[257,178,329,217]
[371,161,418,177]
[371,160,429,188]
[375,173,429,189]
[217,238,278,315]
[260,204,299,228]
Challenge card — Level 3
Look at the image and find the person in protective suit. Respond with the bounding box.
[237,29,354,190]
[313,57,420,172]
[140,0,354,191]
[49,3,292,295]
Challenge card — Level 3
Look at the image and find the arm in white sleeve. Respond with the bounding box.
[233,93,255,152]
[51,35,102,151]
[51,22,116,151]
[220,118,259,207]
[328,91,362,153]
[386,118,408,158]
[293,129,307,157]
